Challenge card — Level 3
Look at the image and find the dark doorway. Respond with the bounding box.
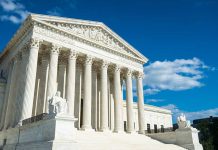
[161,125,164,133]
[147,124,151,133]
[124,121,127,131]
[80,99,83,128]
[154,124,157,133]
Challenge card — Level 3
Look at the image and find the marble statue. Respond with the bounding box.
[48,91,68,115]
[177,113,191,129]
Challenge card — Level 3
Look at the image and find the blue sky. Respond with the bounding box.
[0,0,218,122]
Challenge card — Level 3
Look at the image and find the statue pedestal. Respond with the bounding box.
[2,114,78,150]
[175,127,203,150]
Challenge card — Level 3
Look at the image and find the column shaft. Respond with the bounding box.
[19,39,41,122]
[46,45,60,112]
[137,72,146,134]
[91,69,98,130]
[37,54,49,114]
[32,64,41,116]
[75,64,82,129]
[82,56,93,130]
[66,51,77,117]
[113,65,123,132]
[4,53,20,128]
[100,61,109,131]
[0,60,13,129]
[126,69,134,133]
[57,61,66,98]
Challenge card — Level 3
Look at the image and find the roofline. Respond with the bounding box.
[0,13,149,64]
[30,13,148,63]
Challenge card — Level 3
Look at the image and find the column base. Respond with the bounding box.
[113,130,125,134]
[99,128,111,133]
[126,130,136,134]
[80,126,94,132]
[138,130,145,134]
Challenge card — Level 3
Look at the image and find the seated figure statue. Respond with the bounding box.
[48,91,68,115]
[177,113,191,129]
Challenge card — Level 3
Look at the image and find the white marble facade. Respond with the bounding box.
[0,14,172,134]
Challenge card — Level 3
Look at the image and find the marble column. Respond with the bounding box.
[109,78,115,131]
[113,65,123,132]
[0,60,13,130]
[0,80,6,121]
[126,69,134,133]
[100,61,109,131]
[97,74,101,130]
[18,38,41,124]
[136,72,146,134]
[66,50,77,117]
[46,44,60,112]
[75,64,82,129]
[81,55,93,130]
[4,53,21,128]
[91,68,98,130]
[32,62,41,116]
[57,60,67,98]
[11,53,23,127]
[37,53,49,114]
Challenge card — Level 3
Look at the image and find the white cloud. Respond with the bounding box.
[0,0,29,24]
[146,99,165,103]
[47,7,62,16]
[161,104,218,122]
[143,57,213,95]
[144,88,160,95]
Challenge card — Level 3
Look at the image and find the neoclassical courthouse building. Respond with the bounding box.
[0,14,190,150]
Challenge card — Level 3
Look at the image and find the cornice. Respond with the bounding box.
[30,13,148,62]
[32,19,146,65]
[0,15,33,61]
[0,14,149,67]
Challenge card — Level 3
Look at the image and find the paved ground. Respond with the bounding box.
[75,130,186,150]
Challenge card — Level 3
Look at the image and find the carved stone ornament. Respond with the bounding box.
[69,50,78,60]
[33,23,145,65]
[136,72,144,79]
[114,64,120,72]
[50,44,61,55]
[126,69,133,77]
[101,60,109,69]
[50,23,137,57]
[85,55,93,65]
[29,38,42,48]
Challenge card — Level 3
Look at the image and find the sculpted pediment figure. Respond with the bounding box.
[31,14,148,63]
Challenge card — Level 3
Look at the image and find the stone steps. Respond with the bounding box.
[75,130,186,150]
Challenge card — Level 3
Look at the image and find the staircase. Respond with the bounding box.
[75,130,186,150]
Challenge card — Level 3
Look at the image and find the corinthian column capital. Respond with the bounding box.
[126,69,133,77]
[136,72,144,79]
[50,44,61,55]
[101,60,109,69]
[28,38,42,48]
[69,50,78,60]
[84,55,93,65]
[113,64,120,72]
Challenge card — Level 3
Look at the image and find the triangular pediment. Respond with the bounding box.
[31,14,148,63]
